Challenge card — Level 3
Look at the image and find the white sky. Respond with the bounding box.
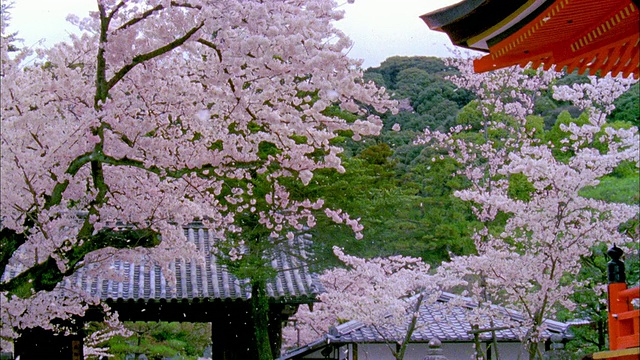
[5,0,466,69]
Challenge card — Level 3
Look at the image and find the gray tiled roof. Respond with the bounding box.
[4,225,322,303]
[280,292,572,359]
[327,292,570,343]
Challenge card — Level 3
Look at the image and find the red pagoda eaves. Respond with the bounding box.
[421,0,639,78]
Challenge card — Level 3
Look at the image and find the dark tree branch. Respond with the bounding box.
[92,151,219,180]
[0,228,161,298]
[105,21,205,94]
[95,3,110,106]
[44,151,95,209]
[107,1,126,24]
[197,38,223,62]
[118,2,202,31]
[118,4,163,31]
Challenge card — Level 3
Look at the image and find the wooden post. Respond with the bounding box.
[210,303,255,360]
[607,245,627,351]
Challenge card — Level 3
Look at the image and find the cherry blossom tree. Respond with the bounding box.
[283,246,442,360]
[0,1,395,358]
[419,60,639,359]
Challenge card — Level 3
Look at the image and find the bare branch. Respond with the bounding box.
[106,21,205,93]
[107,1,126,24]
[197,38,223,62]
[118,1,202,31]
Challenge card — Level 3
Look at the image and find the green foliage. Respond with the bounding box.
[410,158,478,262]
[556,244,609,357]
[365,56,474,133]
[418,98,459,132]
[525,115,545,136]
[321,104,359,123]
[555,71,591,86]
[531,70,588,129]
[363,71,386,88]
[365,56,451,90]
[105,322,211,360]
[257,141,280,160]
[358,142,394,165]
[544,110,590,162]
[609,82,639,126]
[300,142,477,266]
[507,173,535,202]
[546,112,638,183]
[580,176,640,205]
[393,67,433,100]
[455,100,484,129]
[384,112,426,133]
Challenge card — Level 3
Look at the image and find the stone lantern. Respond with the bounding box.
[423,338,448,360]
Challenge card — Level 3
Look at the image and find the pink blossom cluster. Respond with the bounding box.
[83,312,132,358]
[282,246,439,349]
[0,289,101,339]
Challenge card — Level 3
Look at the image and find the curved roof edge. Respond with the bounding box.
[420,0,534,49]
[420,0,486,30]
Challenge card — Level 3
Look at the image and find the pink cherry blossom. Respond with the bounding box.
[282,247,442,359]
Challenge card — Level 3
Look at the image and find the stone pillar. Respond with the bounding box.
[544,333,572,359]
[423,338,448,360]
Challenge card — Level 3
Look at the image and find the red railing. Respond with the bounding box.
[608,283,640,351]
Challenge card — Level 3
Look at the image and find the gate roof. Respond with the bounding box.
[3,225,322,305]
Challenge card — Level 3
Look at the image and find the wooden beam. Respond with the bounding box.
[593,347,640,359]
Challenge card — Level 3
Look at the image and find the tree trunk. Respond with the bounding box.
[489,320,500,360]
[252,280,273,360]
[526,340,544,360]
[395,293,424,360]
[597,319,606,350]
[471,325,483,360]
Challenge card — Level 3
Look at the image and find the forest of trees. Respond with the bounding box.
[307,56,638,263]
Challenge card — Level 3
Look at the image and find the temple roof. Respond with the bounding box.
[421,0,639,78]
[324,292,569,343]
[3,225,322,304]
[279,292,571,359]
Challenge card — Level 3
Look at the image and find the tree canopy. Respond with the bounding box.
[0,2,395,358]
